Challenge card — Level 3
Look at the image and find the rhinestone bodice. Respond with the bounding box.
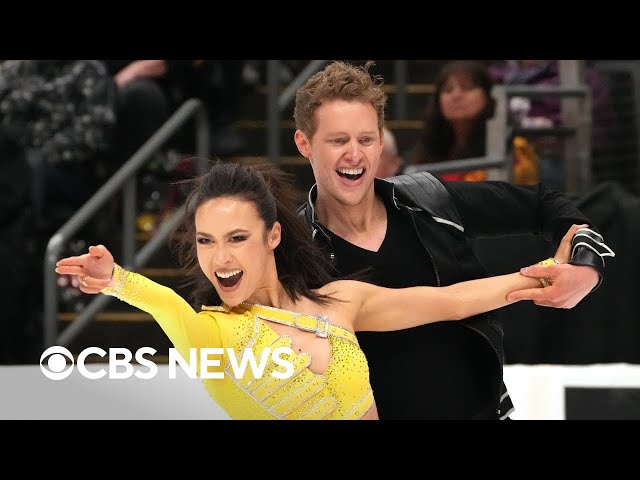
[102,265,373,419]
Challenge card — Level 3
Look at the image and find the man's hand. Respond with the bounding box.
[506,263,599,308]
[506,223,599,308]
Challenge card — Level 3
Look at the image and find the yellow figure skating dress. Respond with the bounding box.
[102,264,373,419]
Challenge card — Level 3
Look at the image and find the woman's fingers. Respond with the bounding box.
[88,244,108,259]
[79,275,113,289]
[78,284,106,295]
[57,245,107,265]
[55,269,113,295]
[56,254,90,267]
[55,265,85,276]
[77,275,113,295]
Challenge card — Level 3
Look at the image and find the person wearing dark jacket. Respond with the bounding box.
[105,60,245,156]
[0,130,36,363]
[294,61,614,419]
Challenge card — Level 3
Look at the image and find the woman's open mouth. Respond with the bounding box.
[215,270,243,290]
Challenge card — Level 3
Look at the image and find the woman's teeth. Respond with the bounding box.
[216,270,243,288]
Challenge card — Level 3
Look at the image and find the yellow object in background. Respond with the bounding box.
[512,136,539,184]
[136,212,158,234]
[463,169,487,181]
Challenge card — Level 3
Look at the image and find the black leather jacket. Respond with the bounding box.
[299,172,613,418]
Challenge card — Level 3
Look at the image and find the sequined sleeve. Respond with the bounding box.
[101,263,218,358]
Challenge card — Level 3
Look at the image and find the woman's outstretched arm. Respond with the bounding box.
[352,270,541,332]
[352,224,584,332]
[54,244,220,355]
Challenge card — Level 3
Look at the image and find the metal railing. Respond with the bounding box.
[43,98,210,348]
[404,155,509,177]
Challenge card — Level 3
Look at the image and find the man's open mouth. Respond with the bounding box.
[337,167,365,181]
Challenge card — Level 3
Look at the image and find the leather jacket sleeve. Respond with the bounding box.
[440,179,614,288]
[569,227,615,291]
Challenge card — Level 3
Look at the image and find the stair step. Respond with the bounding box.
[58,311,154,322]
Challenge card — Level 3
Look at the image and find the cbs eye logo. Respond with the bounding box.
[40,346,75,380]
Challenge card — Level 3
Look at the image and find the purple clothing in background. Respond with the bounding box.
[489,61,616,152]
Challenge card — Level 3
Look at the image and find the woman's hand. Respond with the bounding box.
[55,244,115,294]
[553,223,588,264]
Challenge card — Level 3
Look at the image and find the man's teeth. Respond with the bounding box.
[338,168,364,175]
[216,270,242,279]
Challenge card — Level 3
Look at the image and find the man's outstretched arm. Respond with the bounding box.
[441,180,615,308]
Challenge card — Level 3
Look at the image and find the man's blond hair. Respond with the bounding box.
[294,61,387,138]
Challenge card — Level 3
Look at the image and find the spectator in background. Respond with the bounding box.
[106,60,246,157]
[105,60,171,170]
[376,126,403,178]
[167,60,246,156]
[489,60,616,191]
[0,60,118,227]
[0,60,174,233]
[411,60,495,181]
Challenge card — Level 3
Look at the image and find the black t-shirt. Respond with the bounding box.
[326,202,498,419]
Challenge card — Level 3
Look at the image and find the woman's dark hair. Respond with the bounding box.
[413,60,495,165]
[173,160,338,308]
